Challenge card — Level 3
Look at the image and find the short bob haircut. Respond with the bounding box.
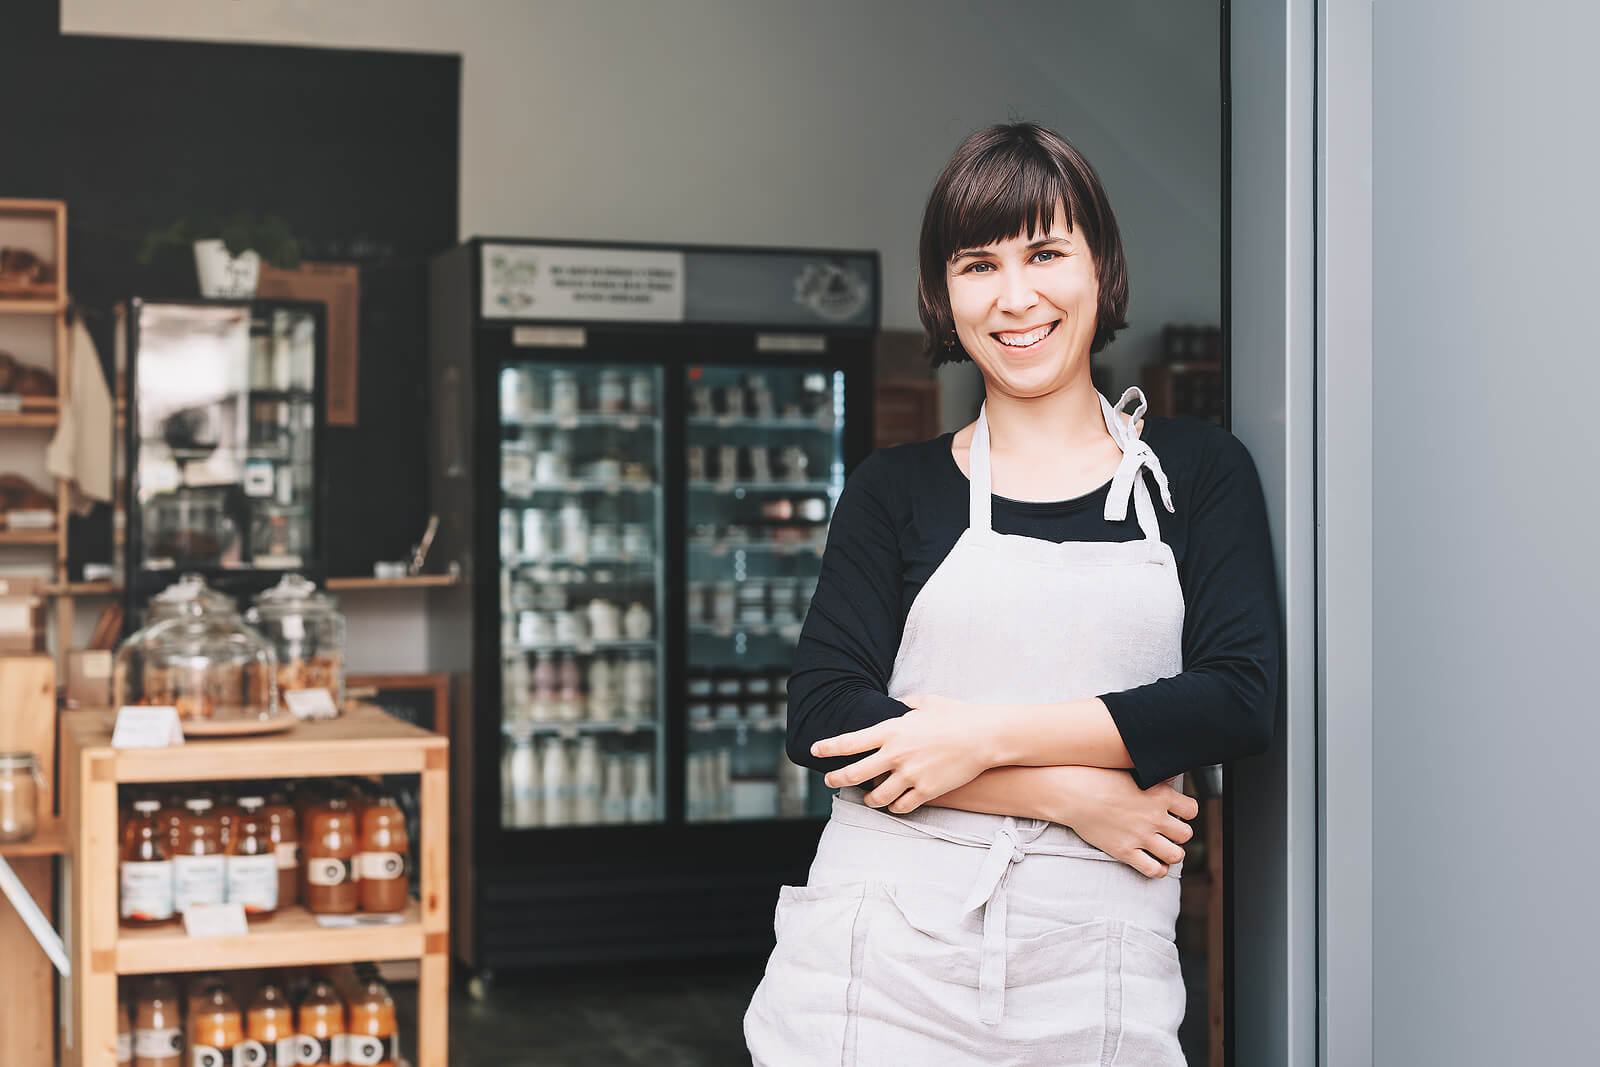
[918,122,1130,366]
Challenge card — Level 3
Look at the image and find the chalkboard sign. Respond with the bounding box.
[347,672,450,738]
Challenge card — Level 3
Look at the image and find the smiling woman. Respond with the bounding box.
[744,122,1279,1065]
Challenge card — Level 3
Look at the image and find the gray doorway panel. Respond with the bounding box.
[1228,0,1319,1064]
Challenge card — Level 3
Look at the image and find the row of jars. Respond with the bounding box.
[120,779,409,926]
[501,365,655,420]
[113,573,346,724]
[685,746,811,822]
[121,965,397,1066]
[500,503,655,563]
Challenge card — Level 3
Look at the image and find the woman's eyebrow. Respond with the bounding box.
[951,236,1072,262]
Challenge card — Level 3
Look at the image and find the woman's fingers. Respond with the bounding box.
[1127,850,1170,879]
[811,723,886,759]
[863,772,911,810]
[823,753,890,790]
[1162,814,1195,845]
[1162,788,1200,822]
[1146,834,1186,868]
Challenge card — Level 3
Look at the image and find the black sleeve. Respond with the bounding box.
[786,451,911,773]
[1100,431,1280,788]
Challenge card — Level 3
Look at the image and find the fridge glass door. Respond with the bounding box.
[683,364,843,821]
[132,302,318,574]
[498,361,665,829]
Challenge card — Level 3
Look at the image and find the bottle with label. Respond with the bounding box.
[507,733,539,828]
[120,799,176,926]
[295,979,347,1066]
[357,794,410,913]
[601,755,629,825]
[586,655,617,720]
[346,974,400,1066]
[304,796,359,915]
[117,999,133,1065]
[572,737,603,825]
[226,796,279,918]
[627,753,655,823]
[555,652,583,722]
[263,789,300,909]
[540,738,570,827]
[245,981,296,1067]
[173,797,226,915]
[132,977,184,1067]
[188,986,245,1067]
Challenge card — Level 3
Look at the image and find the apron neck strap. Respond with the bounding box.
[969,389,1175,541]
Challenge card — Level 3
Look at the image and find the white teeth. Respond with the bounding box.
[995,322,1055,348]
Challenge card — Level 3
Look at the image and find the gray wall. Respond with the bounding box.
[1373,3,1600,1062]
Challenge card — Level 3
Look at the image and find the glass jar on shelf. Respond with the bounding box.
[0,752,41,843]
[113,603,280,725]
[246,574,347,717]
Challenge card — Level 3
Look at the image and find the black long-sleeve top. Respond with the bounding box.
[786,415,1279,790]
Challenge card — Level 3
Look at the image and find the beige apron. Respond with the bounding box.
[746,387,1188,1066]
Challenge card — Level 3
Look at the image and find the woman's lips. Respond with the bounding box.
[991,320,1059,352]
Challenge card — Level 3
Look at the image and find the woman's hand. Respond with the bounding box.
[1046,766,1198,879]
[812,694,997,814]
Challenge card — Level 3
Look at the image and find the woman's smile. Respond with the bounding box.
[991,319,1060,353]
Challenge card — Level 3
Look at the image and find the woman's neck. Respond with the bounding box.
[982,380,1109,457]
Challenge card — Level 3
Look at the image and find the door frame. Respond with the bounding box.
[1227,0,1372,1064]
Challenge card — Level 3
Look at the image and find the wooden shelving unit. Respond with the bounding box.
[62,705,451,1067]
[326,573,459,591]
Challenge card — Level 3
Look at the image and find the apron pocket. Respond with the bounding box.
[1003,917,1115,1063]
[745,882,873,1066]
[855,886,987,1064]
[1109,923,1186,1066]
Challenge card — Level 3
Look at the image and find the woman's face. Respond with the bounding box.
[946,214,1099,400]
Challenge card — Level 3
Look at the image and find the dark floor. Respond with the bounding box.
[396,949,1208,1066]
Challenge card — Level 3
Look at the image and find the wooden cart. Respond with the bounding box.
[61,705,449,1066]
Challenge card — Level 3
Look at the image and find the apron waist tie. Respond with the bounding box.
[960,819,1028,1026]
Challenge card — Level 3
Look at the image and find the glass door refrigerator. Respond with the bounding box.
[428,239,877,979]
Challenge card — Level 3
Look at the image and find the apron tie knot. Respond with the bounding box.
[960,819,1033,1026]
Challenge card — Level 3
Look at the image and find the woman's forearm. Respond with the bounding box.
[985,696,1136,771]
[924,765,1074,823]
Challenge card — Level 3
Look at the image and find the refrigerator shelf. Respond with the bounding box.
[688,537,825,557]
[503,481,661,498]
[689,621,804,641]
[691,716,786,733]
[506,553,655,569]
[686,415,836,431]
[687,480,833,494]
[502,412,658,430]
[504,719,658,738]
[514,637,658,654]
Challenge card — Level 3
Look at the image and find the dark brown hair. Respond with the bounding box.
[918,122,1129,366]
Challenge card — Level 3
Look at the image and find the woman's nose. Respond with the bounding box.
[996,269,1040,315]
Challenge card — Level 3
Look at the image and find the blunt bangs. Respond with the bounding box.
[918,123,1130,366]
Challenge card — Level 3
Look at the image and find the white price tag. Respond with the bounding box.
[0,394,21,413]
[283,687,337,720]
[182,902,248,938]
[110,706,184,749]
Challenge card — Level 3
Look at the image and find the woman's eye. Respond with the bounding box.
[963,261,994,274]
[1033,250,1060,263]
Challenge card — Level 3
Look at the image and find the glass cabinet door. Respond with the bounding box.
[683,364,843,821]
[497,361,665,830]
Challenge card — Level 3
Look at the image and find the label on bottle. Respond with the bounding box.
[173,854,227,912]
[275,841,300,870]
[296,1034,340,1063]
[226,853,279,913]
[233,1039,269,1066]
[355,851,406,881]
[135,1027,185,1057]
[275,1036,299,1064]
[345,1034,399,1065]
[305,856,355,887]
[190,1042,230,1066]
[116,1031,132,1063]
[120,859,176,921]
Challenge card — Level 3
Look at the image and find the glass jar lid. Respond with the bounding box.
[0,752,37,772]
[250,573,339,621]
[147,573,237,621]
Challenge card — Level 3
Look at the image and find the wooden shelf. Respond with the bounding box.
[63,699,451,1064]
[0,817,65,858]
[42,581,120,597]
[116,903,424,975]
[326,573,459,591]
[0,531,58,547]
[0,297,64,315]
[0,411,59,429]
[62,705,447,783]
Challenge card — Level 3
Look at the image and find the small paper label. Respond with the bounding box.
[275,841,300,869]
[279,614,305,641]
[133,1028,183,1057]
[6,508,55,529]
[356,851,406,880]
[234,1038,269,1066]
[111,705,185,749]
[513,325,588,348]
[182,901,249,938]
[0,394,21,414]
[81,649,113,679]
[284,687,337,720]
[242,461,275,498]
[120,859,176,921]
[305,856,354,887]
[116,1032,132,1063]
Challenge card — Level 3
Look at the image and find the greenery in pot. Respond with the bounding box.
[138,212,302,270]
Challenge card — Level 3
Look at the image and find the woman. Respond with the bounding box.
[744,122,1279,1065]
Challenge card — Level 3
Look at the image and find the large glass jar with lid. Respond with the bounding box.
[246,574,346,716]
[113,608,280,724]
[142,572,238,624]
